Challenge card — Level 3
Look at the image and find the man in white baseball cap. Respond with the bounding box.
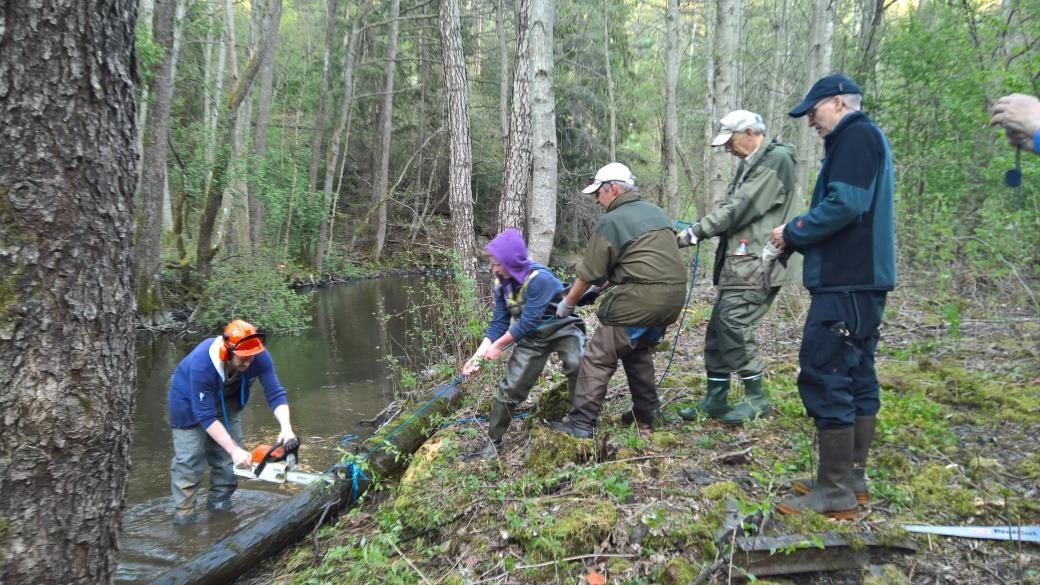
[580,162,636,195]
[710,109,765,147]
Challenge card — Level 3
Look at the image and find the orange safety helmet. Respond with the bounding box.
[220,319,266,361]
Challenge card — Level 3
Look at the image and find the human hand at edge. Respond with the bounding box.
[990,94,1040,140]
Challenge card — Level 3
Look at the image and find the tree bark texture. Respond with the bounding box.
[248,0,284,251]
[795,0,835,200]
[527,0,558,264]
[496,0,511,144]
[137,0,180,326]
[370,0,402,262]
[663,0,680,217]
[309,0,338,197]
[603,0,617,161]
[0,2,138,583]
[496,0,532,234]
[440,0,478,277]
[706,0,741,211]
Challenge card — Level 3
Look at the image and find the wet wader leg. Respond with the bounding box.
[170,426,209,524]
[567,325,626,430]
[206,407,242,511]
[622,336,659,421]
[491,336,553,445]
[549,325,586,404]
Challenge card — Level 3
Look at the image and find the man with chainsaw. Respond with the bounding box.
[771,74,895,519]
[166,319,297,524]
[549,163,688,437]
[462,228,585,458]
[674,110,799,425]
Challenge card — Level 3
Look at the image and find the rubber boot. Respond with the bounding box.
[548,419,594,439]
[777,427,858,519]
[479,401,514,458]
[679,373,731,421]
[792,415,875,505]
[720,375,771,425]
[621,407,664,429]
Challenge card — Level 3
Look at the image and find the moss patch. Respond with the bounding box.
[525,426,594,476]
[527,380,571,424]
[905,463,976,519]
[656,557,697,585]
[510,498,617,560]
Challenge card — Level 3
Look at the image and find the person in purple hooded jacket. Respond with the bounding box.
[462,229,585,458]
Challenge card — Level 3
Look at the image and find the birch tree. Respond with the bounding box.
[527,0,558,263]
[440,0,478,275]
[247,0,284,250]
[0,1,137,581]
[370,0,402,262]
[663,0,680,217]
[705,0,741,211]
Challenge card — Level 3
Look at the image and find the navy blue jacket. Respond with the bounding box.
[166,337,288,429]
[485,262,562,341]
[783,111,896,293]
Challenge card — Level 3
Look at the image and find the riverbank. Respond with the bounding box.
[234,280,1038,584]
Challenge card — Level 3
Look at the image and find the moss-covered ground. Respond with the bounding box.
[244,283,1039,585]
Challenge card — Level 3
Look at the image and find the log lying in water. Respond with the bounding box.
[150,380,466,585]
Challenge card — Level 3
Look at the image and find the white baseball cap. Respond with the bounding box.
[711,110,765,147]
[582,162,636,194]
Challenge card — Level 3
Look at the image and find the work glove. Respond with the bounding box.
[747,242,781,289]
[556,299,575,319]
[576,285,601,307]
[680,224,699,245]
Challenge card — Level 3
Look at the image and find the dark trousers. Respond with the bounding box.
[568,324,659,428]
[797,291,887,430]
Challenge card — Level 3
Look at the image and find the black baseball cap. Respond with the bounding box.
[789,74,862,118]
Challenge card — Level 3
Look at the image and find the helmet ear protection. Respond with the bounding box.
[220,331,266,362]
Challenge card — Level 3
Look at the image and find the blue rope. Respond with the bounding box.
[656,242,701,385]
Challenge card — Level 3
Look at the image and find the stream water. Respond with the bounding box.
[116,276,437,583]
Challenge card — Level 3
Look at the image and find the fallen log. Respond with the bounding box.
[150,379,467,585]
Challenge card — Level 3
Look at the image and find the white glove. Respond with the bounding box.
[681,225,699,245]
[760,242,781,262]
[556,300,575,319]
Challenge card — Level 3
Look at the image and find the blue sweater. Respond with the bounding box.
[485,262,562,341]
[783,111,896,293]
[166,337,288,429]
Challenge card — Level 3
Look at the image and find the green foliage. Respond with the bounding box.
[195,255,312,334]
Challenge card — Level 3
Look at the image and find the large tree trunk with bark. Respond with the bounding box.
[370,0,402,262]
[136,0,181,326]
[312,0,339,270]
[0,2,138,582]
[247,0,284,252]
[496,0,532,234]
[706,0,741,211]
[663,0,680,217]
[527,0,558,264]
[440,0,478,276]
[795,0,835,199]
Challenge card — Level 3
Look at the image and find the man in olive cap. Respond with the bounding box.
[771,74,896,519]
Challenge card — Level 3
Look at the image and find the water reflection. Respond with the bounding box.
[117,276,435,583]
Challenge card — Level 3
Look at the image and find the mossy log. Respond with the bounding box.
[150,381,466,585]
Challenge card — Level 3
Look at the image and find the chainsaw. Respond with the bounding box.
[233,438,327,486]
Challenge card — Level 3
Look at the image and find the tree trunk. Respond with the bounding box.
[603,0,617,161]
[663,0,679,217]
[311,0,339,270]
[706,0,741,211]
[0,2,137,582]
[496,0,511,144]
[794,0,835,200]
[248,0,284,252]
[440,0,478,277]
[136,0,155,187]
[136,0,181,326]
[496,0,532,234]
[202,0,227,201]
[370,0,402,262]
[765,0,789,140]
[321,0,373,269]
[527,0,557,264]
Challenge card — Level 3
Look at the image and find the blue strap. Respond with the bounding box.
[344,461,368,504]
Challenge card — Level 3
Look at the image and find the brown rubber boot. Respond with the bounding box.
[792,415,875,505]
[778,427,858,519]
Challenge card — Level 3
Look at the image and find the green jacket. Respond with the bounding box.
[576,192,688,327]
[684,139,801,290]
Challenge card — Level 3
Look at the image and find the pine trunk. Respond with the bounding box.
[496,0,532,234]
[440,0,478,276]
[663,0,680,217]
[370,0,402,262]
[706,0,741,211]
[0,1,138,582]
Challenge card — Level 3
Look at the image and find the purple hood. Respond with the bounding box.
[485,228,532,283]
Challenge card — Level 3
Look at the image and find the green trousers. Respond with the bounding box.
[495,319,586,406]
[703,287,779,376]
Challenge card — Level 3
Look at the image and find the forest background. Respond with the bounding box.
[133,0,1039,331]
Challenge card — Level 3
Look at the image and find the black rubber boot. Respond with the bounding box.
[487,401,515,445]
[778,427,858,519]
[621,407,664,429]
[549,419,594,439]
[679,373,731,421]
[792,415,875,505]
[720,375,771,425]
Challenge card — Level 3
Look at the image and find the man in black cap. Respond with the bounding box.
[770,74,895,519]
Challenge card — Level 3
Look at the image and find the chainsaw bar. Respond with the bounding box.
[234,461,329,486]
